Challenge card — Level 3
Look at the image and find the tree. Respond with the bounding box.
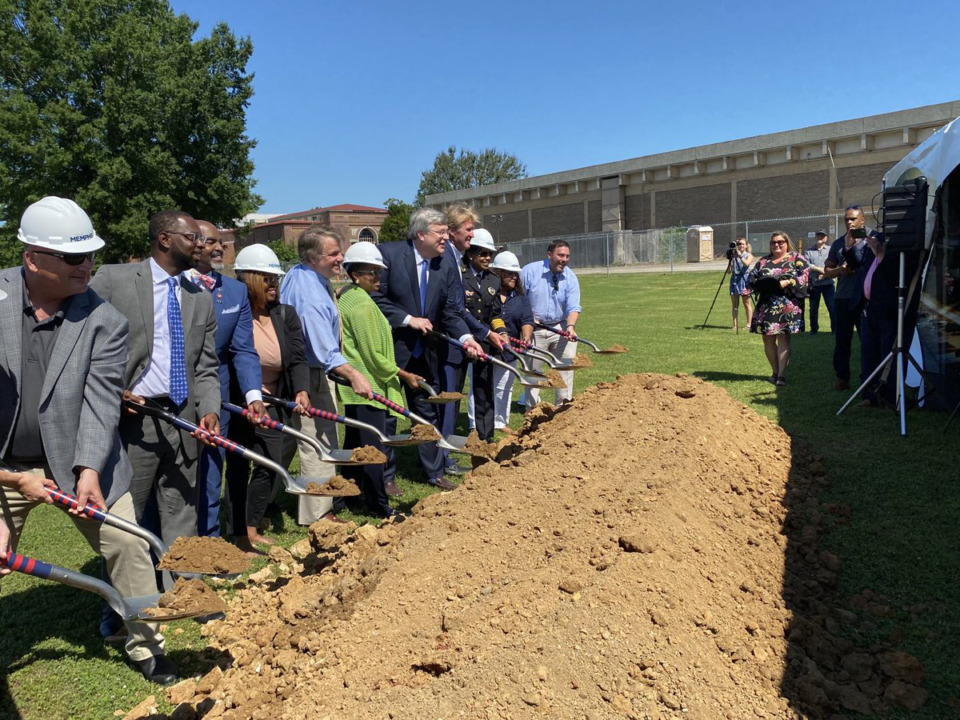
[0,0,263,264]
[378,197,414,244]
[415,147,527,207]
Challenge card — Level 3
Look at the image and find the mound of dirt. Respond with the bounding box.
[409,424,442,441]
[143,578,226,619]
[350,445,387,463]
[143,374,923,719]
[157,536,251,575]
[305,475,361,497]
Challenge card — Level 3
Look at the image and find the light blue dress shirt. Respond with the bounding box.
[132,258,181,398]
[520,259,582,326]
[280,263,347,372]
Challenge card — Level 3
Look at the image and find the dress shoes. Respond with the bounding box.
[320,512,347,524]
[384,482,403,498]
[428,477,458,491]
[833,379,850,391]
[129,653,178,685]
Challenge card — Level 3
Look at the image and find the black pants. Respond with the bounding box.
[343,403,395,517]
[438,356,469,469]
[472,360,496,441]
[225,405,285,532]
[402,354,445,481]
[832,297,862,382]
[808,283,835,333]
[860,306,897,405]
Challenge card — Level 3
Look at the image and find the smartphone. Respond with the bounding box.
[850,227,867,239]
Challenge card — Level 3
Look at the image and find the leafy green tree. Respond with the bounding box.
[268,238,299,268]
[415,147,527,207]
[0,0,262,265]
[378,197,414,244]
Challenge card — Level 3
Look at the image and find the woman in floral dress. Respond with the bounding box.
[749,231,810,386]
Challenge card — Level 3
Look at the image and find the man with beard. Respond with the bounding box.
[190,221,265,537]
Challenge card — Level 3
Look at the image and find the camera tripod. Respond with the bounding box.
[701,252,742,332]
[836,251,928,436]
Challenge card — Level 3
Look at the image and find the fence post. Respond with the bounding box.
[605,233,610,275]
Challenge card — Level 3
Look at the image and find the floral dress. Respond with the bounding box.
[748,252,810,335]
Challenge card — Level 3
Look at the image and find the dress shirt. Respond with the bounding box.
[280,263,347,373]
[401,245,431,328]
[803,246,832,286]
[132,258,182,398]
[520,260,582,325]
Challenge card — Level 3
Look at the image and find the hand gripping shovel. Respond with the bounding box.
[534,322,628,354]
[221,401,385,464]
[425,330,554,389]
[256,397,430,449]
[326,375,486,457]
[1,551,207,623]
[126,399,313,496]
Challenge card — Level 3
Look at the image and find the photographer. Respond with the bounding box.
[822,207,875,391]
[727,237,754,332]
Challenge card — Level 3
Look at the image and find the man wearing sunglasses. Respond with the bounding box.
[0,197,172,684]
[520,240,581,409]
[90,211,221,551]
[822,206,876,391]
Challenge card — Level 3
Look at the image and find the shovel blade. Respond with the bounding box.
[127,593,210,623]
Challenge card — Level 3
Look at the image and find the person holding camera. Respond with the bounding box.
[728,237,754,332]
[821,207,875,391]
[748,232,810,386]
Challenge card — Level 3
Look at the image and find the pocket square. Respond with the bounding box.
[221,304,240,314]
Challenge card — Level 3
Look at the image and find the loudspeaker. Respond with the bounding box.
[882,176,928,252]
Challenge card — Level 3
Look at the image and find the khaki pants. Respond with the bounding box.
[294,368,337,524]
[0,468,164,662]
[523,326,577,408]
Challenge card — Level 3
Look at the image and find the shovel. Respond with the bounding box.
[425,330,555,389]
[535,322,628,354]
[509,337,594,371]
[417,379,461,404]
[257,397,430,448]
[222,401,386,463]
[326,375,485,457]
[1,551,208,623]
[126,400,317,496]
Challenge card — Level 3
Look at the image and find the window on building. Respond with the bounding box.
[359,227,377,243]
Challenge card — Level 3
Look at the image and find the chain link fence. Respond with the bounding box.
[503,214,843,272]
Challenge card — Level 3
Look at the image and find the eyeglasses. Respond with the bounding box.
[770,240,787,246]
[263,275,281,286]
[475,250,494,258]
[351,269,380,277]
[429,228,449,238]
[32,250,96,266]
[166,231,202,244]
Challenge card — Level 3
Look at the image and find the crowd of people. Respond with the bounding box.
[735,206,909,404]
[0,197,584,685]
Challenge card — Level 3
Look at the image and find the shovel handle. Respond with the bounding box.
[1,552,54,579]
[325,376,412,418]
[127,400,244,456]
[509,336,532,349]
[535,322,577,341]
[261,395,350,425]
[47,487,109,522]
[425,330,493,363]
[223,401,284,431]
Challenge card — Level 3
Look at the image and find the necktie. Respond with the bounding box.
[188,269,216,291]
[413,260,428,358]
[167,277,188,406]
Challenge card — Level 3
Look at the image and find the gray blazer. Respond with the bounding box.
[90,259,221,461]
[0,268,132,506]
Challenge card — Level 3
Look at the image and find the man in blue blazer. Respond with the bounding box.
[192,221,265,537]
[372,208,484,488]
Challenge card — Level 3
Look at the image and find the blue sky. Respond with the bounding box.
[170,0,960,215]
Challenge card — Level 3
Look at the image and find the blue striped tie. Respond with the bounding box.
[167,277,188,405]
[412,259,428,358]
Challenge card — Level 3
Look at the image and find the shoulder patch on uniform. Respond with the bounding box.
[487,286,496,296]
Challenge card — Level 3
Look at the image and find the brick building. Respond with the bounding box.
[427,101,960,250]
[227,204,387,254]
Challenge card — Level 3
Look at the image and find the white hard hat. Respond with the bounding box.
[343,241,386,269]
[490,250,521,273]
[233,243,285,276]
[17,196,105,254]
[0,288,6,301]
[471,228,497,253]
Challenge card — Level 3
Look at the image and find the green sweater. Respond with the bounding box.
[337,284,404,414]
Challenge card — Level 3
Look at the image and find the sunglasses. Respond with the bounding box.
[33,250,96,266]
[475,250,494,258]
[550,275,560,292]
[770,240,787,246]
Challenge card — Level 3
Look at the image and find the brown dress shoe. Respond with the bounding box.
[384,482,403,498]
[428,477,458,490]
[833,379,850,391]
[320,512,347,524]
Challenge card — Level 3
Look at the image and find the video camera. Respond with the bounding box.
[725,242,738,261]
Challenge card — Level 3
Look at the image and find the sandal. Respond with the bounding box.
[775,376,787,387]
[767,374,778,385]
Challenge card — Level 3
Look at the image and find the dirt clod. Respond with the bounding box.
[145,578,226,618]
[463,430,497,459]
[305,475,360,497]
[157,536,251,574]
[409,424,441,441]
[350,445,387,463]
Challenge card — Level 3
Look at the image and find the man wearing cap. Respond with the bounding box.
[0,197,174,684]
[803,231,835,334]
[90,210,221,545]
[437,205,505,476]
[190,221,265,537]
[520,240,581,409]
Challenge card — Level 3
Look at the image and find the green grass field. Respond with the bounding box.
[1,271,957,719]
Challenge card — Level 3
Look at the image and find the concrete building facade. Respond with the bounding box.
[427,101,960,250]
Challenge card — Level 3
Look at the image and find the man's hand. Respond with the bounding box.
[462,337,484,359]
[397,369,424,389]
[294,391,311,416]
[350,372,374,400]
[566,325,578,339]
[0,520,11,574]
[14,472,56,505]
[486,331,505,351]
[122,389,145,414]
[74,468,106,513]
[246,399,267,423]
[408,317,433,334]
[195,413,221,445]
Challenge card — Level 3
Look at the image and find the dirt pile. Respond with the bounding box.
[304,476,360,497]
[144,374,922,719]
[157,536,251,575]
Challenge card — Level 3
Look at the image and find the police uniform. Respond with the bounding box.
[461,261,501,441]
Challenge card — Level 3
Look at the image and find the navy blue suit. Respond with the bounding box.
[198,271,262,536]
[437,249,489,467]
[372,241,469,481]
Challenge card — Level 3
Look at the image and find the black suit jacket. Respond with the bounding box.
[371,240,470,371]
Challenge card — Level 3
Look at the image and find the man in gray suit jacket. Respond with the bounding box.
[90,210,221,547]
[0,197,172,684]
